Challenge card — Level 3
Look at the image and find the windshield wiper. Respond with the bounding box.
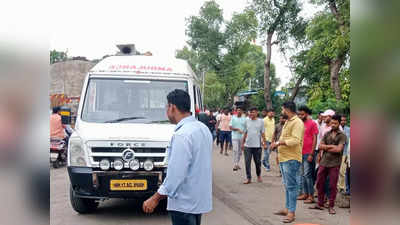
[104,116,147,123]
[149,120,171,124]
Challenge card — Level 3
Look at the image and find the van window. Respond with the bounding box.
[82,78,188,123]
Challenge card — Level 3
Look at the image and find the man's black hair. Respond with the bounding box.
[262,109,267,112]
[52,106,61,114]
[167,89,191,113]
[237,107,244,111]
[319,111,324,115]
[282,101,296,113]
[267,108,274,112]
[250,107,258,111]
[298,105,312,115]
[332,114,342,122]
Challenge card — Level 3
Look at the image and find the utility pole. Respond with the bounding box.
[202,70,205,104]
[249,78,252,90]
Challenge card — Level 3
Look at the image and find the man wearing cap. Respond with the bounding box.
[310,115,347,215]
[317,110,343,163]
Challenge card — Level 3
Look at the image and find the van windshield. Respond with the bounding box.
[81,78,188,123]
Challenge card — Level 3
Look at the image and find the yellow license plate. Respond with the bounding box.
[60,111,70,116]
[110,179,147,191]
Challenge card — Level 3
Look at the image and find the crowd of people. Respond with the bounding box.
[199,101,350,223]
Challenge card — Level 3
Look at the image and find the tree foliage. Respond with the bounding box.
[250,0,303,45]
[249,0,303,109]
[284,0,350,117]
[177,1,274,109]
[50,49,68,64]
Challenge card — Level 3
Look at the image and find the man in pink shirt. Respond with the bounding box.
[298,106,319,203]
[50,106,66,139]
[216,108,232,156]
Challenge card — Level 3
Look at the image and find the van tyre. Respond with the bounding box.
[70,186,99,214]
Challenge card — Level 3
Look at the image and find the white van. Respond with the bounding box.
[67,53,203,213]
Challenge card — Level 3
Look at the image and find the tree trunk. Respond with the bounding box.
[264,33,273,110]
[328,0,345,33]
[289,75,305,102]
[328,0,346,102]
[330,57,343,101]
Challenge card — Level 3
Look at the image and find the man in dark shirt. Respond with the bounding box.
[208,110,217,141]
[309,115,347,214]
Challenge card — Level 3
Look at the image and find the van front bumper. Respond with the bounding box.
[68,167,166,199]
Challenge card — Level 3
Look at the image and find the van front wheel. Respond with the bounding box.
[69,186,99,214]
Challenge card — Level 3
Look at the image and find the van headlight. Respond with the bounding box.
[99,159,111,170]
[113,159,124,170]
[129,159,140,171]
[143,160,154,171]
[69,137,87,167]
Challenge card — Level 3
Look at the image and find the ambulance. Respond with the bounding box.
[67,46,203,213]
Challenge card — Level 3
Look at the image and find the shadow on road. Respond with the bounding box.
[82,199,168,219]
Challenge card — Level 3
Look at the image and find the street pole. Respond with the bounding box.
[249,78,251,90]
[202,70,205,106]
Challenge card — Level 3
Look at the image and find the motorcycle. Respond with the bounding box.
[50,138,68,168]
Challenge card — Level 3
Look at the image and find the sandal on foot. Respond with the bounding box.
[273,210,288,216]
[309,205,324,210]
[329,207,336,214]
[297,195,307,200]
[282,217,295,223]
[304,199,315,204]
[243,180,251,184]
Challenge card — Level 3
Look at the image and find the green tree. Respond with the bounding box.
[307,0,350,101]
[185,0,225,72]
[249,0,303,110]
[176,46,201,75]
[180,1,262,108]
[50,49,68,64]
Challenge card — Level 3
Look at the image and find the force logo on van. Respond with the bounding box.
[110,142,146,147]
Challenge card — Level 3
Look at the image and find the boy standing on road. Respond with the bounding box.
[309,115,346,215]
[241,107,266,184]
[262,109,275,172]
[297,106,318,204]
[229,107,246,171]
[271,101,304,223]
[216,108,232,156]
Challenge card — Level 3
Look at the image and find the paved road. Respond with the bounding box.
[51,143,350,225]
[50,150,254,225]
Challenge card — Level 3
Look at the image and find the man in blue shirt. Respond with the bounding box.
[229,107,246,171]
[143,89,213,225]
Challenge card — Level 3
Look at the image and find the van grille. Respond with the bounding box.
[91,147,166,153]
[93,156,164,163]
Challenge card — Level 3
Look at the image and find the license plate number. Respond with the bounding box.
[110,180,147,191]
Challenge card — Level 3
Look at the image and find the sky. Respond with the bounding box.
[50,0,322,89]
